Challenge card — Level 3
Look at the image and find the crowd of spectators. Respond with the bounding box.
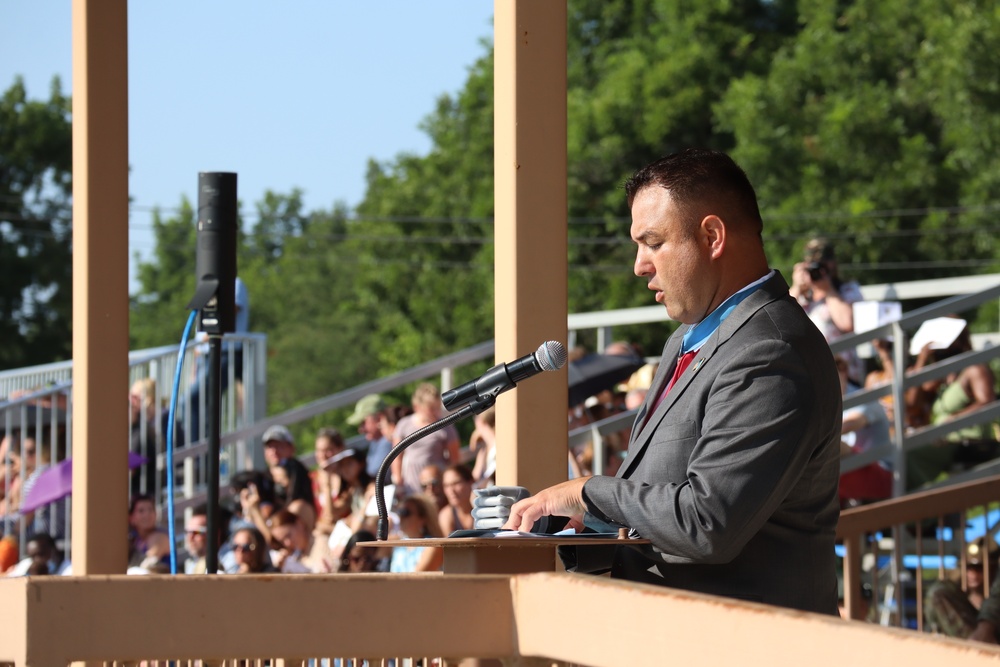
[2,236,999,647]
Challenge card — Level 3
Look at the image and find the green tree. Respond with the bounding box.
[716,0,1000,283]
[354,46,497,372]
[0,77,73,370]
[241,195,381,414]
[129,200,198,349]
[564,0,800,352]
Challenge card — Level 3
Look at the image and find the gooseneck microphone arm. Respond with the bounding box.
[375,395,496,540]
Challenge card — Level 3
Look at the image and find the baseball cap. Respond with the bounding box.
[346,394,387,426]
[262,424,294,445]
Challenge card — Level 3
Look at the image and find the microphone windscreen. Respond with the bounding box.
[536,340,568,371]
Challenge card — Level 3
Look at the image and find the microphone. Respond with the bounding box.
[441,341,568,410]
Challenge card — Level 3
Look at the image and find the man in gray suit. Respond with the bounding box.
[504,149,842,615]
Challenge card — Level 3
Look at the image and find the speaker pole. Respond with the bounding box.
[187,172,237,575]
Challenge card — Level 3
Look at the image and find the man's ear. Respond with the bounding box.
[701,215,726,259]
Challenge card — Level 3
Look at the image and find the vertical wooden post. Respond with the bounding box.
[71,0,130,575]
[843,532,862,620]
[493,1,568,494]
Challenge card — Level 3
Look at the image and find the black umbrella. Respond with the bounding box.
[567,353,645,407]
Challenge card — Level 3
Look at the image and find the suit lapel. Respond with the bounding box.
[620,272,791,479]
[620,330,683,478]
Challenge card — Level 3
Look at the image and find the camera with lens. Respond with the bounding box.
[807,262,826,281]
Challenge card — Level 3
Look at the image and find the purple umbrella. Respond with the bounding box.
[20,452,147,513]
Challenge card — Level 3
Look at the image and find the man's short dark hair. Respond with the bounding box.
[623,148,763,237]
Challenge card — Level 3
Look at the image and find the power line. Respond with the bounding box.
[6,205,1000,249]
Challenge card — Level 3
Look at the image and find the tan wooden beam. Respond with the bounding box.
[71,0,130,575]
[493,0,568,496]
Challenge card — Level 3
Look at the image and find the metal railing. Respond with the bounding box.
[2,273,1000,569]
[0,334,268,557]
[831,280,1000,495]
[838,474,1000,632]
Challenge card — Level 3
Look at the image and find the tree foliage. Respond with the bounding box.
[0,77,73,370]
[716,0,1000,281]
[9,1,1000,414]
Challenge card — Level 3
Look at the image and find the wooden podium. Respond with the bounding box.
[366,535,649,575]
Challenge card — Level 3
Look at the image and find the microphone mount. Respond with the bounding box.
[375,395,496,540]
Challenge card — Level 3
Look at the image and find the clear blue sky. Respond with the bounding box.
[0,1,494,292]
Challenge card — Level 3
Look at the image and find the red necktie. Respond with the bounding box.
[648,349,698,418]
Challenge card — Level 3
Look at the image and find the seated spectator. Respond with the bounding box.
[389,495,443,573]
[267,508,332,573]
[0,535,19,573]
[127,494,171,572]
[925,539,999,642]
[864,338,933,436]
[326,449,375,534]
[907,323,999,489]
[837,355,893,506]
[288,498,318,535]
[229,527,276,574]
[470,406,497,487]
[378,404,412,447]
[345,394,391,478]
[226,470,276,533]
[438,464,475,535]
[0,435,30,534]
[391,383,460,496]
[624,388,647,412]
[0,436,62,540]
[19,437,68,542]
[789,237,864,383]
[5,533,70,576]
[338,529,390,573]
[418,463,448,512]
[312,427,347,536]
[261,425,315,508]
[238,475,284,549]
[183,507,209,574]
[129,377,181,497]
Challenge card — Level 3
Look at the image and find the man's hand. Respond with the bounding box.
[502,477,590,532]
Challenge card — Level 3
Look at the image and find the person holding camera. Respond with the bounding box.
[790,238,864,382]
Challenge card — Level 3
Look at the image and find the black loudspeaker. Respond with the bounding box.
[188,172,237,334]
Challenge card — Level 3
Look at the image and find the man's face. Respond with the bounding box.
[129,499,158,531]
[185,515,208,557]
[314,436,343,465]
[630,186,715,325]
[263,439,290,466]
[361,414,380,440]
[419,466,445,503]
[26,539,52,567]
[442,469,471,507]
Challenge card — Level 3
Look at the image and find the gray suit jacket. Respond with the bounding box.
[581,271,842,614]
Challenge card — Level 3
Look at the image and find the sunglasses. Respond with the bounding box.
[421,479,441,489]
[232,543,255,553]
[397,506,416,519]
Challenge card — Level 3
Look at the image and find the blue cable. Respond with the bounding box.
[166,310,199,575]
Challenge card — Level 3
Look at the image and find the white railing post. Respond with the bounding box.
[441,366,454,393]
